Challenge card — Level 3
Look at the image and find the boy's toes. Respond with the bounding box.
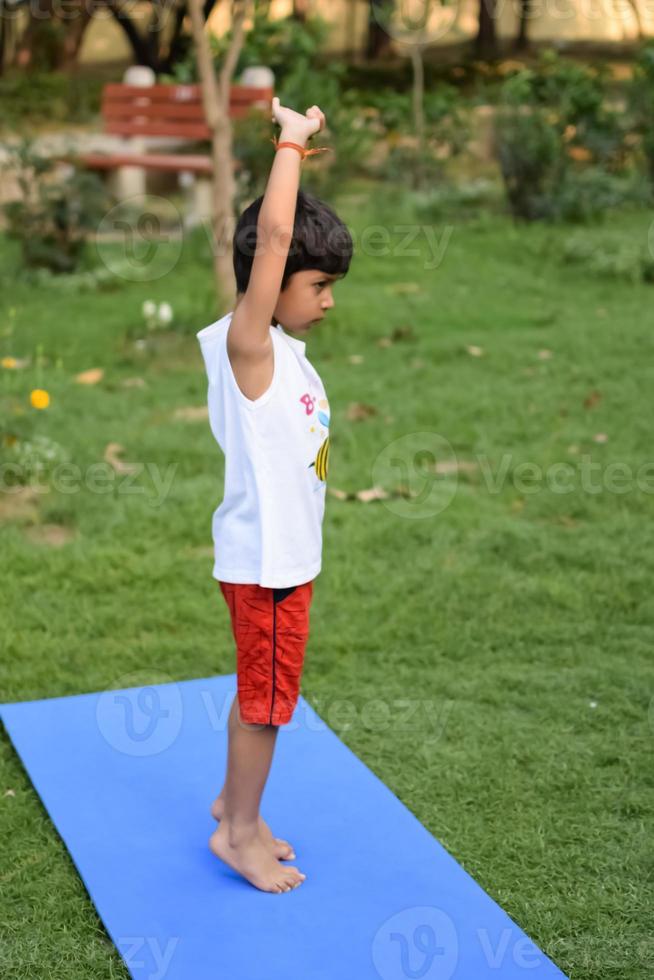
[275,838,296,859]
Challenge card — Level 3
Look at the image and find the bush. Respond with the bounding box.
[561,231,654,283]
[363,84,470,190]
[0,73,103,131]
[627,41,654,188]
[1,140,111,274]
[493,103,564,220]
[493,51,633,221]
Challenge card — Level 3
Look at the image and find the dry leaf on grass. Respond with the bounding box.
[173,405,209,421]
[327,487,394,504]
[327,487,350,501]
[355,486,389,502]
[104,442,139,475]
[0,486,41,523]
[593,432,608,443]
[431,459,478,475]
[348,354,364,365]
[23,524,75,547]
[75,368,104,385]
[392,324,414,342]
[583,390,602,409]
[537,349,553,360]
[466,345,484,357]
[121,377,146,389]
[346,402,378,422]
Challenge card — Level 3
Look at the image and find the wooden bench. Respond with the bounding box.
[74,82,273,224]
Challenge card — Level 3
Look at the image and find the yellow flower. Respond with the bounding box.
[30,388,50,410]
[1,356,17,369]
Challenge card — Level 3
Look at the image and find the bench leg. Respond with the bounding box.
[181,173,213,230]
[108,165,147,201]
[107,136,148,201]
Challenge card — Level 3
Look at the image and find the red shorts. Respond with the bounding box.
[218,579,314,726]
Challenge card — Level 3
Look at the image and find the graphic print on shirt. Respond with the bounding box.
[301,393,330,486]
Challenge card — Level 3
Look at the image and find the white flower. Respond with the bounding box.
[157,302,173,325]
[142,300,157,319]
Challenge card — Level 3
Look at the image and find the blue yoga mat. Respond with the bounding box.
[1,675,567,980]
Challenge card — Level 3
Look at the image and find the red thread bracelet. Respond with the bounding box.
[270,136,332,161]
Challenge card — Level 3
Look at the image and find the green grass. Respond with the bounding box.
[1,181,653,978]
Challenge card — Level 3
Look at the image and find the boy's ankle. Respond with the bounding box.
[223,817,259,847]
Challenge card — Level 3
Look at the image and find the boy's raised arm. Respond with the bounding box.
[228,98,326,355]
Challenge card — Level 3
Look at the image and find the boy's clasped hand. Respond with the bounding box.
[271,96,326,144]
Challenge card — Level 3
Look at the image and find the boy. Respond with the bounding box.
[196,97,353,894]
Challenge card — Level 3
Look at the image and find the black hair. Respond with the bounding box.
[233,188,353,294]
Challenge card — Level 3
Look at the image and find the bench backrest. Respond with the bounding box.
[101,83,273,140]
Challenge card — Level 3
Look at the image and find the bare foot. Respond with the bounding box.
[209,822,306,894]
[210,795,295,860]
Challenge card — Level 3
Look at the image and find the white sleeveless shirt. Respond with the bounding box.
[196,311,330,588]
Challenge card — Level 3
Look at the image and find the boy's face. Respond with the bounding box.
[274,269,339,335]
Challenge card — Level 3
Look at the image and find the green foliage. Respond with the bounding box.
[494,51,634,222]
[0,73,103,131]
[411,179,503,222]
[493,104,564,221]
[168,9,332,89]
[1,140,111,274]
[561,225,654,283]
[627,40,654,186]
[361,84,470,190]
[2,434,71,486]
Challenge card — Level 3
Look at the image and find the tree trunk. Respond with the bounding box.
[13,0,56,70]
[188,0,249,308]
[59,0,94,71]
[619,0,644,40]
[292,0,310,20]
[410,45,426,190]
[513,0,530,52]
[474,0,498,61]
[105,0,160,69]
[367,0,393,59]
